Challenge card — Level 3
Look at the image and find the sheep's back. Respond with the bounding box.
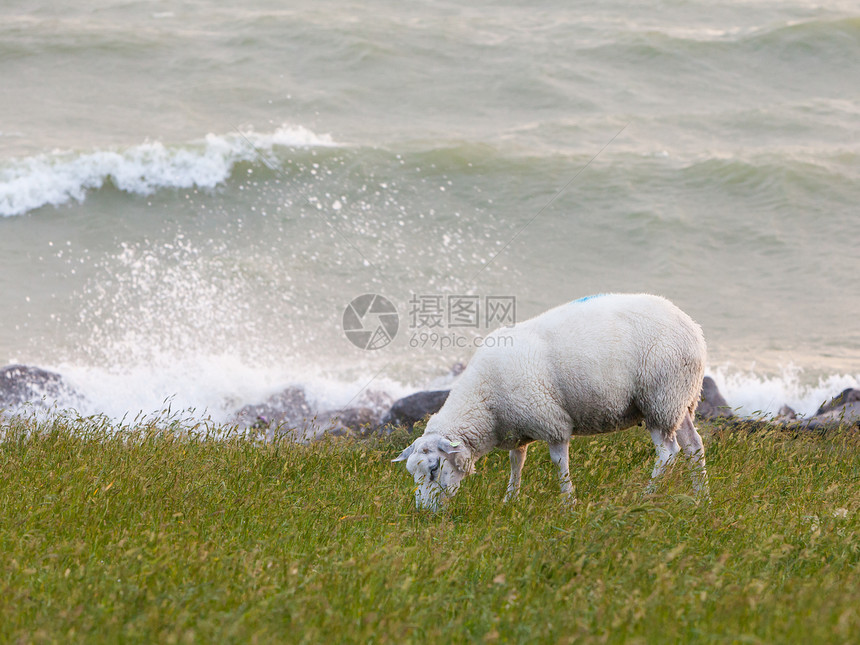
[474,293,705,440]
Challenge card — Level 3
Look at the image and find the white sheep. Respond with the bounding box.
[393,293,709,510]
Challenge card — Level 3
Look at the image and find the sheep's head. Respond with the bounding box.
[392,435,473,511]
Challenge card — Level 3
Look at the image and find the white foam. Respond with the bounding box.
[55,358,281,423]
[9,355,859,427]
[37,360,415,426]
[0,126,337,217]
[709,364,860,419]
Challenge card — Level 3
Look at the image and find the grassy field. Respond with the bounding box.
[1,414,858,644]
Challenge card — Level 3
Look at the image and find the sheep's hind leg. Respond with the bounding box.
[504,444,529,502]
[646,428,681,494]
[676,412,710,500]
[548,441,575,504]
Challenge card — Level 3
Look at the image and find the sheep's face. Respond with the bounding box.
[392,436,472,511]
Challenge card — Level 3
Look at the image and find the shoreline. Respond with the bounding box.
[2,362,858,436]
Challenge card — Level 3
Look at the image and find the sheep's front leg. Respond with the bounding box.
[675,412,710,500]
[504,444,529,502]
[548,441,574,500]
[646,428,681,493]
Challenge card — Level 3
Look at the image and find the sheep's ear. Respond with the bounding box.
[392,444,414,463]
[439,439,473,474]
[438,439,464,455]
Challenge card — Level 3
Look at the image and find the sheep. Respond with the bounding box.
[393,293,709,511]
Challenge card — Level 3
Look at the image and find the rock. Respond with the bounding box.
[805,400,860,430]
[313,407,379,437]
[777,389,860,430]
[380,389,450,430]
[232,386,387,442]
[351,389,394,417]
[0,364,78,411]
[276,408,378,444]
[696,376,734,420]
[815,388,860,417]
[232,386,314,432]
[775,405,797,423]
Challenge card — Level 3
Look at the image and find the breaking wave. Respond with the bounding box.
[710,365,860,419]
[0,125,337,217]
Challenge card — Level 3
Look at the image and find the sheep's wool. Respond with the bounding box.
[397,293,709,510]
[428,293,706,455]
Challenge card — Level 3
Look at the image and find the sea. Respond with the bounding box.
[1,0,858,422]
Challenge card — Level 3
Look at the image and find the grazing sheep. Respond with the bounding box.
[393,293,709,510]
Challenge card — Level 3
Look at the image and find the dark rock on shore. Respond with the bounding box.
[696,376,734,420]
[0,364,78,411]
[816,388,860,417]
[773,388,860,430]
[231,385,387,442]
[238,382,449,441]
[313,407,379,438]
[803,400,860,430]
[232,386,314,432]
[380,390,450,430]
[775,405,797,423]
[349,389,395,418]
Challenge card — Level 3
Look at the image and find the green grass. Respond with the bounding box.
[1,415,858,644]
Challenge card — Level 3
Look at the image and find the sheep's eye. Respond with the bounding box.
[428,460,440,481]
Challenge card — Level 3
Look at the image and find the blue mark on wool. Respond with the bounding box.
[573,294,606,304]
